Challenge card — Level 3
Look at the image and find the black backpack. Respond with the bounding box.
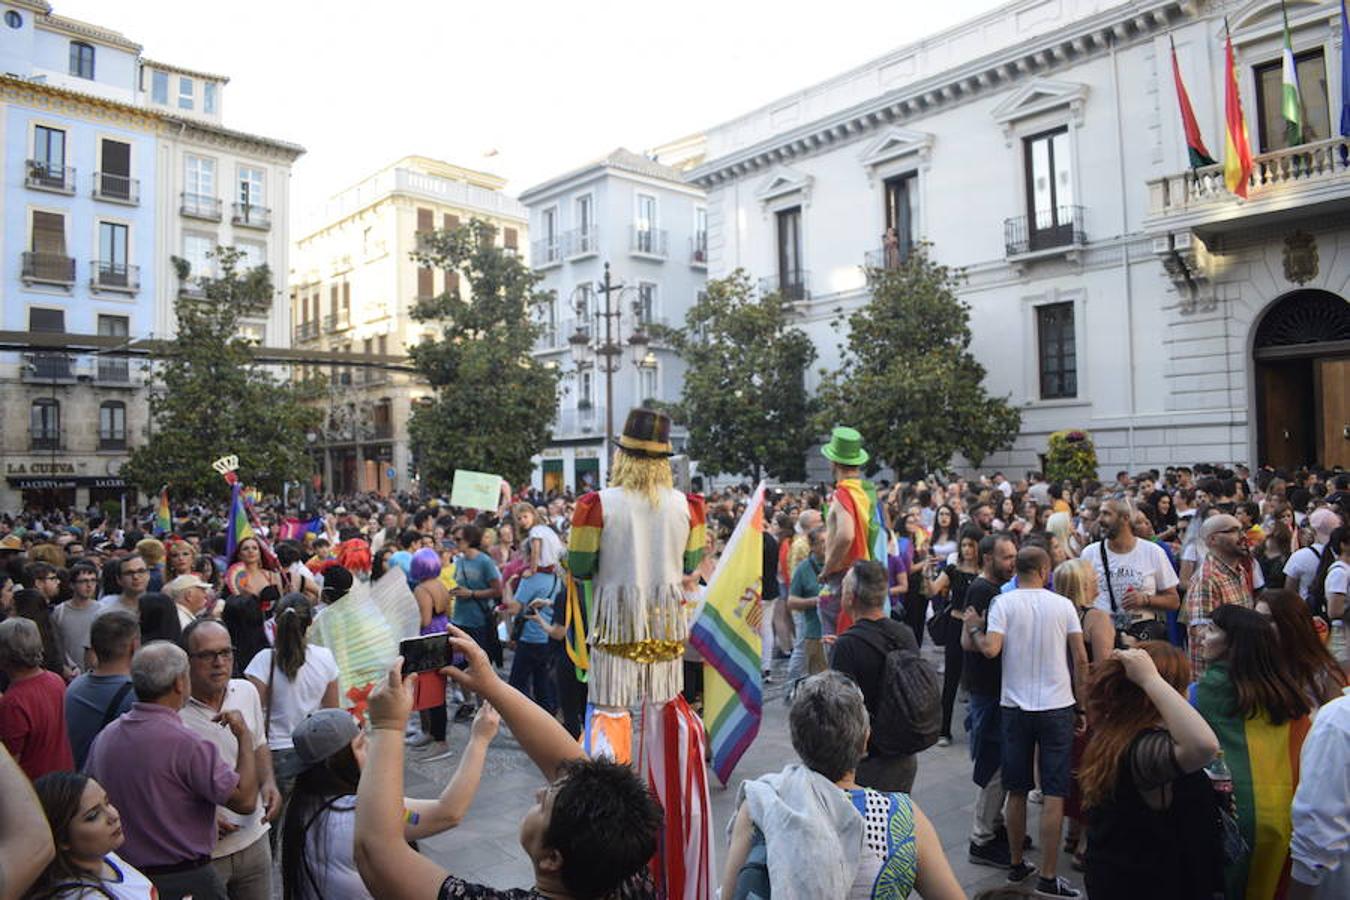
[853,623,942,755]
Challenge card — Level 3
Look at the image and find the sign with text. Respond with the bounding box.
[450,469,502,511]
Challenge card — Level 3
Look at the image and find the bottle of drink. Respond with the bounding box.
[1206,750,1233,797]
[1331,620,1347,665]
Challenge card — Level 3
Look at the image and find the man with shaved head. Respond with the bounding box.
[1184,513,1262,678]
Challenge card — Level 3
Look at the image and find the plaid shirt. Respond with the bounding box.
[1185,552,1256,679]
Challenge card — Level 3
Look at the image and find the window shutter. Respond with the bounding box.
[32,211,66,255]
[443,213,460,231]
[342,281,351,312]
[330,285,339,314]
[504,227,518,249]
[30,308,66,332]
[445,270,460,294]
[101,140,131,178]
[418,266,434,298]
[417,208,434,233]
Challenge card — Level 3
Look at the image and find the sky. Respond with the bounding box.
[58,0,1006,223]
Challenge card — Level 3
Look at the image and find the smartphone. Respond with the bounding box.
[400,633,450,676]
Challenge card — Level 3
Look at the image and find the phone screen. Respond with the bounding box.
[400,632,450,676]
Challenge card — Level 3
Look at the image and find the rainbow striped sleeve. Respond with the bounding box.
[684,493,707,574]
[568,492,603,578]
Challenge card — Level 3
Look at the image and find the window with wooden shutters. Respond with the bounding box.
[31,211,67,256]
[445,269,460,295]
[99,140,132,200]
[418,266,434,298]
[443,213,459,231]
[330,285,339,315]
[30,308,65,332]
[417,208,434,233]
[342,282,351,315]
[504,227,518,250]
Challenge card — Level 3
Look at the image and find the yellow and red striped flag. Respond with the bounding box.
[1222,22,1254,197]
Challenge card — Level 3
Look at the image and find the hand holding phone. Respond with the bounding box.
[400,632,455,676]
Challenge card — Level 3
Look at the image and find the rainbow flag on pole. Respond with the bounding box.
[688,482,765,785]
[153,486,171,537]
[224,482,255,560]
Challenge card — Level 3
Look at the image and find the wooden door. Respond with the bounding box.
[1258,360,1314,469]
[1318,357,1350,468]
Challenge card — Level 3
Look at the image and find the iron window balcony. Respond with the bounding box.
[294,321,320,343]
[690,234,708,266]
[758,271,811,302]
[629,227,668,259]
[26,160,75,194]
[98,431,127,451]
[562,228,599,259]
[23,353,75,382]
[22,251,76,286]
[323,312,351,334]
[864,244,913,271]
[181,192,222,221]
[1004,205,1086,258]
[96,358,131,384]
[93,172,139,204]
[30,430,64,452]
[531,237,562,268]
[233,202,272,230]
[91,261,140,293]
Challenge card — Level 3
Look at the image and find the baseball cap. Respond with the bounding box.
[292,708,360,768]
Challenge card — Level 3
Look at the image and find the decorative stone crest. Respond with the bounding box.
[1282,231,1318,285]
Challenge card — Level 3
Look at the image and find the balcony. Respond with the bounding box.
[23,353,74,382]
[362,369,391,387]
[863,244,914,272]
[552,405,604,437]
[93,172,139,205]
[22,251,76,286]
[98,431,127,451]
[30,430,64,452]
[91,261,140,293]
[629,227,668,259]
[562,227,599,259]
[1004,205,1086,258]
[758,270,811,302]
[96,358,131,385]
[232,202,271,230]
[373,421,394,440]
[179,278,208,299]
[1145,136,1350,241]
[531,237,562,268]
[26,160,75,194]
[181,192,222,221]
[294,321,320,343]
[323,311,351,334]
[690,234,708,267]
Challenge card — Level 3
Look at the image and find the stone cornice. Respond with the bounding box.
[38,13,141,53]
[140,58,231,84]
[689,0,1187,187]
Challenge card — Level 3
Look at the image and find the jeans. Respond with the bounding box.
[759,597,777,670]
[211,834,272,900]
[966,692,1003,788]
[786,610,809,686]
[508,640,558,713]
[940,637,964,738]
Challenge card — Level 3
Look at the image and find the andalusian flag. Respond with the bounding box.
[688,483,765,785]
[224,481,255,560]
[1223,21,1254,197]
[1169,35,1216,167]
[1280,1,1304,147]
[153,486,171,537]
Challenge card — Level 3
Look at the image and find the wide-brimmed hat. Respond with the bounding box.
[0,534,23,552]
[821,426,869,467]
[615,407,674,458]
[162,574,211,600]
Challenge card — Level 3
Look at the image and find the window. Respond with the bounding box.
[98,139,132,200]
[636,283,656,325]
[444,269,460,295]
[578,369,594,406]
[1023,128,1075,249]
[236,241,265,271]
[99,402,126,449]
[69,42,94,79]
[182,233,215,280]
[574,282,594,335]
[31,210,67,256]
[98,316,130,380]
[98,222,129,285]
[29,308,65,333]
[27,212,71,283]
[417,266,434,298]
[1036,302,1077,399]
[5,10,22,27]
[693,207,708,261]
[417,207,434,233]
[32,125,66,186]
[639,363,659,403]
[178,76,194,109]
[443,213,460,231]
[576,194,593,235]
[542,207,558,259]
[204,82,217,114]
[503,227,518,251]
[776,206,804,299]
[238,166,265,207]
[98,314,129,339]
[31,400,60,449]
[635,194,657,252]
[1255,49,1329,152]
[883,173,917,265]
[151,70,168,103]
[185,155,215,201]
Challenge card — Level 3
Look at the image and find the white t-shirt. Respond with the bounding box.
[244,645,340,750]
[987,587,1082,712]
[50,852,155,899]
[299,800,370,900]
[528,523,565,567]
[1325,560,1350,598]
[180,679,269,858]
[1081,539,1180,614]
[1285,544,1326,600]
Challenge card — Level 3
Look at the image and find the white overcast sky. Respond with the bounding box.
[59,0,1004,219]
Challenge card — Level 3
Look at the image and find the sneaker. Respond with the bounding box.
[1006,862,1037,885]
[422,745,456,763]
[967,840,1011,869]
[1035,875,1081,898]
[1029,788,1044,804]
[937,735,952,748]
[762,670,774,684]
[405,732,433,748]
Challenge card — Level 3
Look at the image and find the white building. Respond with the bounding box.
[689,0,1350,478]
[519,149,707,494]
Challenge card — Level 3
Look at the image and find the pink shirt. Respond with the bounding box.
[0,670,73,779]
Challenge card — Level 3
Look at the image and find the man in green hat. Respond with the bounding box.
[819,426,883,637]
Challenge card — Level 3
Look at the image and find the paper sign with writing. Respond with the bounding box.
[450,470,502,511]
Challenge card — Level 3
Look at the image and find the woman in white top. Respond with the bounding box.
[29,771,155,899]
[244,593,339,796]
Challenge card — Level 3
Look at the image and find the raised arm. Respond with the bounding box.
[0,745,54,900]
[403,704,500,839]
[1115,648,1218,772]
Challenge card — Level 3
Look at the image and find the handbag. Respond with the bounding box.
[1101,543,1167,644]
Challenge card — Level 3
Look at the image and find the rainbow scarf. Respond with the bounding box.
[153,486,171,537]
[1192,663,1310,900]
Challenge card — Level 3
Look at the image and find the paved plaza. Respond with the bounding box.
[399,644,1086,897]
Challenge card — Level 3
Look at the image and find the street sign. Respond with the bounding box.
[386,467,397,480]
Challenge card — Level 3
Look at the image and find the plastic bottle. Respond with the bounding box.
[1206,750,1233,796]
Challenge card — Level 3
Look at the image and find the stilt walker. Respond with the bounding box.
[567,408,713,899]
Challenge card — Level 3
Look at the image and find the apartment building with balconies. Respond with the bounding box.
[518,148,707,494]
[289,156,527,495]
[0,1,303,510]
[690,0,1350,477]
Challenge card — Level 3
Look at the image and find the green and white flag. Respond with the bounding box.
[1281,1,1304,146]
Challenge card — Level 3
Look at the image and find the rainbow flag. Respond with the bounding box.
[277,516,323,542]
[153,486,171,537]
[1193,664,1310,899]
[831,477,886,630]
[689,483,765,785]
[224,482,255,560]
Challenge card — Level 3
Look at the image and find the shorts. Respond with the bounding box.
[1000,705,1076,797]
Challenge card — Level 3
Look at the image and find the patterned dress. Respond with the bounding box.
[845,788,918,899]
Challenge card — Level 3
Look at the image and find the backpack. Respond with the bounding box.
[853,623,942,755]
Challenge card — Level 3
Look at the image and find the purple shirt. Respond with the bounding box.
[85,701,239,868]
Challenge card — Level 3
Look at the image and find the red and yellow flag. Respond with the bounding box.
[1222,25,1254,197]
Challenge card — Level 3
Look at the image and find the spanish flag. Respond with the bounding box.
[1222,21,1254,197]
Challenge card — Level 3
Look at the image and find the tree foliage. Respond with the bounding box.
[123,247,321,499]
[816,246,1021,479]
[655,271,817,482]
[407,219,560,490]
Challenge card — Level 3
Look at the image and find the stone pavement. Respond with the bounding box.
[401,643,1089,897]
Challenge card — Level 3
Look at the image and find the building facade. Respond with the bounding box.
[689,0,1350,478]
[290,156,527,495]
[519,149,707,494]
[0,0,303,512]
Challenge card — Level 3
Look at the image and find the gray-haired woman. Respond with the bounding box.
[721,671,963,899]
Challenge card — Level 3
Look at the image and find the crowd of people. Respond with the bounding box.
[0,455,1346,899]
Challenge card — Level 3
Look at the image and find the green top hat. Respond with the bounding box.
[821,426,868,466]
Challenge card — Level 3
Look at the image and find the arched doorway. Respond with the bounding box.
[1253,290,1350,468]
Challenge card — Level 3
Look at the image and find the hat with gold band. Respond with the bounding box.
[615,407,674,458]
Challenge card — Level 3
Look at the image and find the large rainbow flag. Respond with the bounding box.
[688,482,765,785]
[153,486,171,537]
[831,477,888,630]
[224,481,255,559]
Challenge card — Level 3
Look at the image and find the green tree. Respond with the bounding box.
[655,271,817,482]
[816,246,1021,478]
[407,218,560,490]
[123,247,321,498]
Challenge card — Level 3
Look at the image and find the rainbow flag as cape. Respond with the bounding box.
[153,486,171,537]
[689,482,765,785]
[831,477,887,630]
[225,482,255,560]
